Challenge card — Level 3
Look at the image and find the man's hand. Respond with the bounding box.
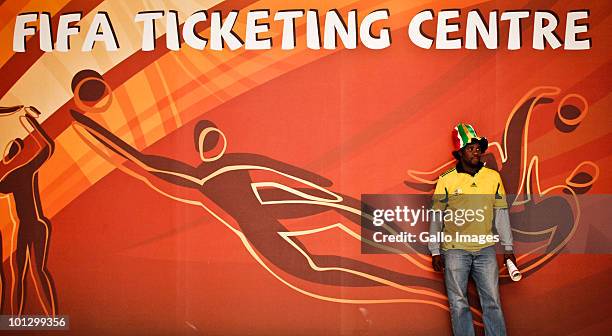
[504,253,517,266]
[25,106,41,118]
[432,255,444,272]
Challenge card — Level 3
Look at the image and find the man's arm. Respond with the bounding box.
[71,110,201,188]
[428,216,443,256]
[429,215,445,272]
[233,153,333,187]
[0,105,24,115]
[429,178,448,256]
[71,109,144,160]
[493,175,517,264]
[495,208,517,265]
[495,208,514,252]
[115,159,209,206]
[22,114,54,152]
[429,177,448,272]
[136,155,203,189]
[17,114,55,171]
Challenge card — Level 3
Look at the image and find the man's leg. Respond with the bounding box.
[444,249,474,336]
[10,233,28,315]
[28,219,57,316]
[471,246,507,336]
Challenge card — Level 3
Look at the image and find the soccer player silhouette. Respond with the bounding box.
[0,106,57,316]
[70,109,492,324]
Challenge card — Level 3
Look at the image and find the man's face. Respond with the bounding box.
[460,143,482,167]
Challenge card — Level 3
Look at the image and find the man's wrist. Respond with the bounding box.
[503,245,514,252]
[430,249,441,256]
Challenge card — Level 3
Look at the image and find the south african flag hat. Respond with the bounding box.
[452,123,488,159]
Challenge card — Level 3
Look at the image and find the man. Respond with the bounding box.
[0,105,27,311]
[429,123,515,336]
[0,106,56,316]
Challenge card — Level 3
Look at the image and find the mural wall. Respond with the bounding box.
[0,0,610,335]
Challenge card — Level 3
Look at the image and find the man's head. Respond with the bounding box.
[193,120,226,162]
[452,123,488,167]
[3,138,24,163]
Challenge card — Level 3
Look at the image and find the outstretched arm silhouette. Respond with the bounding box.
[228,153,333,188]
[71,110,202,189]
[22,114,55,168]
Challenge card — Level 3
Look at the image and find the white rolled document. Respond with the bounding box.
[506,259,522,281]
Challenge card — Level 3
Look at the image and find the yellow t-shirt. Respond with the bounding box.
[432,165,508,251]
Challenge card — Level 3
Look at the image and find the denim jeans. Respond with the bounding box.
[443,246,507,336]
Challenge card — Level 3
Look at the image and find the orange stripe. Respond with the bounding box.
[115,87,147,149]
[0,0,30,30]
[142,65,179,135]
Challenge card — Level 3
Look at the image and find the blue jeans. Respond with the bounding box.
[443,246,507,336]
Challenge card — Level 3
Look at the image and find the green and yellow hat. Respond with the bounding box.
[452,123,488,158]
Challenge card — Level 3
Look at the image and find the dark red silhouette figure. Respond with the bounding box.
[0,106,57,316]
[70,110,460,311]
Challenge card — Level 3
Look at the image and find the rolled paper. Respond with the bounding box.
[506,259,522,282]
